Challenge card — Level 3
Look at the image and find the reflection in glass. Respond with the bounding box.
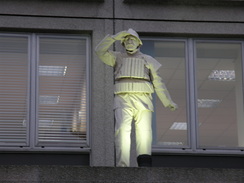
[141,40,187,148]
[196,42,242,148]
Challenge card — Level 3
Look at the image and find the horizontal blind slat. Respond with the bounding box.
[37,36,88,147]
[0,35,28,146]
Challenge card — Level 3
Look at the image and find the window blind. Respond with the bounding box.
[37,36,88,147]
[0,33,89,150]
[0,35,29,146]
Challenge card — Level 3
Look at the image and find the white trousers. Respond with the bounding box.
[114,94,153,167]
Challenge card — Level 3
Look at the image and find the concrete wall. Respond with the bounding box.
[114,1,244,36]
[0,165,244,183]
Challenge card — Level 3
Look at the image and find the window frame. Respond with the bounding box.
[0,32,91,152]
[141,37,244,156]
[193,39,244,152]
[0,33,31,148]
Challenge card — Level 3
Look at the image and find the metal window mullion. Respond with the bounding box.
[242,41,244,107]
[34,35,42,148]
[86,37,90,147]
[184,39,191,149]
[187,38,198,151]
[240,40,244,150]
[25,34,32,147]
[29,34,38,149]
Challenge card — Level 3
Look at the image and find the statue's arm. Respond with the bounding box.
[95,34,116,67]
[147,57,178,111]
[95,31,129,67]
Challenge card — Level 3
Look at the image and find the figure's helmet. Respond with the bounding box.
[121,28,143,47]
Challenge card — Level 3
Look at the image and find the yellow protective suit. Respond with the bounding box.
[95,32,177,167]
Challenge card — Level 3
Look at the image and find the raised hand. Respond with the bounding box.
[112,31,130,41]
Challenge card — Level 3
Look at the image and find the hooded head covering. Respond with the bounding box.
[121,28,143,47]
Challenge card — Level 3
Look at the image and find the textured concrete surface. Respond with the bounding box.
[0,166,243,183]
[0,0,112,18]
[116,0,244,22]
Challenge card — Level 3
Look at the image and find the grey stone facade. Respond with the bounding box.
[0,165,244,183]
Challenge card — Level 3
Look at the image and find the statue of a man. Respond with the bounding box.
[95,29,177,167]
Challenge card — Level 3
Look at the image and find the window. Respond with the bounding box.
[0,33,90,151]
[141,38,244,154]
[196,41,242,149]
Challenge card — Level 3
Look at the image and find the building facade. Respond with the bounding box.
[0,0,244,169]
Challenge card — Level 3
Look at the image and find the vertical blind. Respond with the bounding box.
[0,34,89,149]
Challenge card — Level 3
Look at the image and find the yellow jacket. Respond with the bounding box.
[95,34,176,108]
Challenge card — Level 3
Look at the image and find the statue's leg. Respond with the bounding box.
[134,109,153,167]
[134,109,152,156]
[115,107,133,167]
